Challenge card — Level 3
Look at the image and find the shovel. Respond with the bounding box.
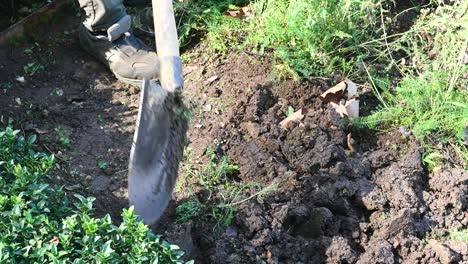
[128,0,187,225]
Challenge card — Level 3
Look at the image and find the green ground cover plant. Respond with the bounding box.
[0,127,189,263]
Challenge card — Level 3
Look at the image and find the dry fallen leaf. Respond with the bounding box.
[49,237,59,245]
[319,81,346,103]
[347,133,357,152]
[330,99,359,118]
[205,75,218,85]
[223,6,252,19]
[319,79,358,103]
[320,79,359,118]
[345,98,359,118]
[330,101,348,118]
[280,108,308,129]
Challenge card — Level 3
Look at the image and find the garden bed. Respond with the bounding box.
[0,1,466,263]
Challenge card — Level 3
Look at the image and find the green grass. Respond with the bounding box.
[130,0,248,51]
[0,127,189,263]
[245,0,380,79]
[423,228,468,244]
[360,2,468,168]
[448,229,468,243]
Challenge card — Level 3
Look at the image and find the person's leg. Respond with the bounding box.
[77,0,159,86]
[78,0,126,32]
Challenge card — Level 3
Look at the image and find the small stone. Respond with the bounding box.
[203,104,212,112]
[15,76,25,83]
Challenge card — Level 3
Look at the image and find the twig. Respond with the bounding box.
[362,61,388,109]
[115,169,128,175]
[42,144,66,162]
[217,181,278,208]
[379,3,401,75]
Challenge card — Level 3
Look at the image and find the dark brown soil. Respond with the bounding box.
[0,9,466,264]
[164,51,468,263]
[0,15,134,221]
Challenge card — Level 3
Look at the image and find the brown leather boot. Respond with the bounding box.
[79,15,160,86]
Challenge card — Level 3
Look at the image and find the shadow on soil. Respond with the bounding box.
[0,15,134,222]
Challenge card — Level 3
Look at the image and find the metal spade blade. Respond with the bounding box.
[128,79,187,225]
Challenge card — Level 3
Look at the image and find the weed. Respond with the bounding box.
[176,196,205,223]
[23,47,33,55]
[245,0,380,79]
[0,82,14,90]
[286,106,295,117]
[54,127,71,147]
[424,228,468,244]
[448,229,468,243]
[198,148,239,191]
[175,148,278,231]
[362,2,468,168]
[50,88,64,97]
[175,147,194,193]
[98,161,108,170]
[97,114,104,123]
[23,62,44,76]
[129,0,248,50]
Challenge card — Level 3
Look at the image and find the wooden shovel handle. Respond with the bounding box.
[152,0,184,92]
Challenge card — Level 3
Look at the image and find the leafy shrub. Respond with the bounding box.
[0,127,190,263]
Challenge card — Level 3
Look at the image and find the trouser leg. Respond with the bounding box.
[77,0,127,32]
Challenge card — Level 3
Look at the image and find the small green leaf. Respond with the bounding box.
[286,106,295,117]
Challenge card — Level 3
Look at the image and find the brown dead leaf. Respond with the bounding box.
[347,133,357,152]
[330,101,347,118]
[319,79,359,103]
[280,108,308,129]
[330,99,359,118]
[320,79,359,118]
[223,10,242,18]
[223,6,252,19]
[319,81,346,103]
[49,237,59,245]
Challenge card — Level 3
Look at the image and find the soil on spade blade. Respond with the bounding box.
[0,13,466,264]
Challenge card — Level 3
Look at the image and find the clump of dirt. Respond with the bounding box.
[165,50,468,263]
